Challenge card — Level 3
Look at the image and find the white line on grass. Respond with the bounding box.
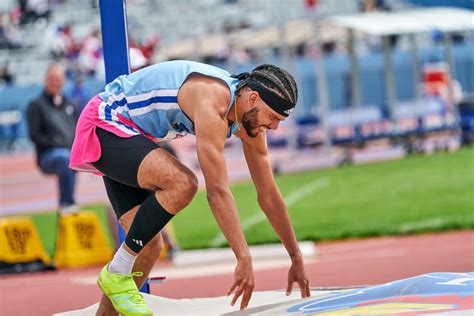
[210,177,329,247]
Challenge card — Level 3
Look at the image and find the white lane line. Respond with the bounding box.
[173,241,317,266]
[210,178,330,247]
[70,257,320,286]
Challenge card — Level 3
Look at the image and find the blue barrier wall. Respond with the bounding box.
[296,43,474,115]
[406,0,474,10]
[1,43,473,138]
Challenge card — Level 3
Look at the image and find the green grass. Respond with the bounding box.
[173,147,474,249]
[31,147,474,253]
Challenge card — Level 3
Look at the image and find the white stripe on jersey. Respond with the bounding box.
[97,100,139,135]
[98,94,127,120]
[128,102,180,116]
[106,92,128,115]
[126,89,179,103]
[98,100,106,120]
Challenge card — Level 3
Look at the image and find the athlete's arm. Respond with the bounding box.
[238,128,311,298]
[181,77,254,310]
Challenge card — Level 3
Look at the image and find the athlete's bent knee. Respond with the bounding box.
[185,171,198,197]
[179,171,198,206]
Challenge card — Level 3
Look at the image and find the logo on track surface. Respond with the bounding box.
[287,272,474,315]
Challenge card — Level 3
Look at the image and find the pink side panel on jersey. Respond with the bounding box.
[69,95,135,174]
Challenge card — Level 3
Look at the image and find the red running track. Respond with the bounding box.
[0,230,472,316]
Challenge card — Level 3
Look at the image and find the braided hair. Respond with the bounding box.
[237,64,298,105]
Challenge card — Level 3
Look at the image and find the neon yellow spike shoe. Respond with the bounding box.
[97,265,153,316]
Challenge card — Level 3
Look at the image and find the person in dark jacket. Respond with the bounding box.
[26,63,79,213]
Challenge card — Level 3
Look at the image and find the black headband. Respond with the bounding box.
[232,72,295,117]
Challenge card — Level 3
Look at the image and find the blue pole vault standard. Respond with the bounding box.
[98,0,150,294]
[99,0,130,82]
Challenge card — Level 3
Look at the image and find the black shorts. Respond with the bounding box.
[92,127,160,218]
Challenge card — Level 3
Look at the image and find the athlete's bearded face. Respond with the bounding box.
[239,90,286,138]
[241,107,260,138]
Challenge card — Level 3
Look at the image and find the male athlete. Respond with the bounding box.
[70,60,310,315]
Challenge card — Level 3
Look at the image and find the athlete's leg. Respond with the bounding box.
[138,146,198,213]
[93,128,197,256]
[92,128,197,315]
[119,147,197,256]
[96,206,163,316]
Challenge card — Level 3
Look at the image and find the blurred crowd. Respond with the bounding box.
[0,0,372,84]
[0,0,160,107]
[0,0,472,112]
[47,27,159,80]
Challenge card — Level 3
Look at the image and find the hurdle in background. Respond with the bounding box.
[98,0,165,293]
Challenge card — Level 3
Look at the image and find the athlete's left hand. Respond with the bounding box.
[286,257,311,298]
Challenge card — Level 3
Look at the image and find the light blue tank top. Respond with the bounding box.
[98,60,240,141]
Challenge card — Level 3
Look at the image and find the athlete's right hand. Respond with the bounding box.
[227,256,255,310]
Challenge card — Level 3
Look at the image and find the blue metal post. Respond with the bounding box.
[98,0,150,294]
[99,0,130,82]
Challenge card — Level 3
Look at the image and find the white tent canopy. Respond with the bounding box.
[328,7,474,36]
[326,7,474,122]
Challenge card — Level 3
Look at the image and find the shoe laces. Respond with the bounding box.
[122,273,147,307]
[113,272,147,305]
[116,271,143,282]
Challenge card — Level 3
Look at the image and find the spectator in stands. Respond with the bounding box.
[61,24,79,60]
[0,13,22,50]
[129,47,149,72]
[69,74,88,112]
[0,63,14,86]
[360,0,390,12]
[0,14,10,49]
[18,0,50,25]
[26,64,79,214]
[78,29,103,77]
[48,24,79,60]
[129,34,159,61]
